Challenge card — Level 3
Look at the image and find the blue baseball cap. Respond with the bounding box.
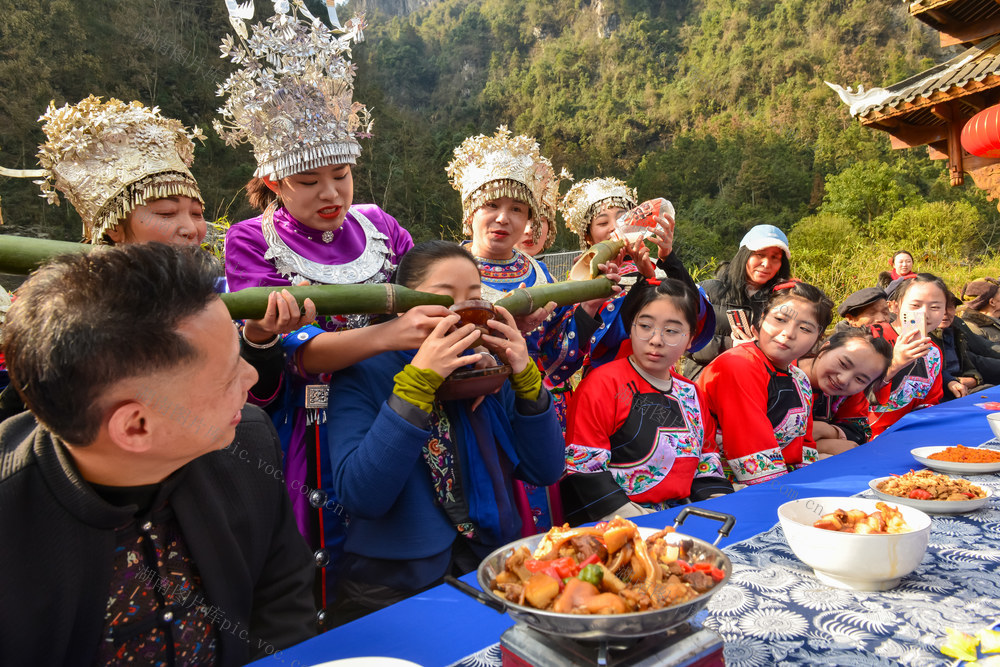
[739,224,790,259]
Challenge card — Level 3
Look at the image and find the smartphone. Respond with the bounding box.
[899,308,927,340]
[726,308,753,338]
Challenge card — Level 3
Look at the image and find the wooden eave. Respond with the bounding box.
[860,73,1000,127]
[909,0,1000,47]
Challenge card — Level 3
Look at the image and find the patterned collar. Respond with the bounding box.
[472,248,532,285]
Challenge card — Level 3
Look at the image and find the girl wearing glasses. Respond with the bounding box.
[697,281,834,486]
[561,280,732,524]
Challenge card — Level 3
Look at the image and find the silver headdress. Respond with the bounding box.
[214,0,372,181]
[33,96,204,244]
[559,177,637,249]
[446,126,566,243]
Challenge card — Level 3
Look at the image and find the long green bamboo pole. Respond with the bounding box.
[220,284,453,319]
[0,234,91,275]
[0,235,616,319]
[495,277,614,316]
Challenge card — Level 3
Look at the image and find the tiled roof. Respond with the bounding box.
[855,33,1000,117]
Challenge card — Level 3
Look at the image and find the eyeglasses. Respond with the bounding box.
[632,322,689,346]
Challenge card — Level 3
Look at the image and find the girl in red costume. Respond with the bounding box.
[698,281,834,486]
[868,273,947,437]
[562,279,732,524]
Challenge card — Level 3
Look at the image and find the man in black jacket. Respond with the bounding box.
[0,243,316,666]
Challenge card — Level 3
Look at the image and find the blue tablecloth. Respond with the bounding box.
[250,388,1000,667]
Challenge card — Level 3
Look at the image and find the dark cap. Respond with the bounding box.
[838,287,888,317]
[884,275,917,301]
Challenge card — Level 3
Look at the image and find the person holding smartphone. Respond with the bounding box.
[868,274,948,436]
[680,225,792,380]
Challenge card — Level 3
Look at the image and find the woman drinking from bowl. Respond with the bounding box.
[327,241,564,623]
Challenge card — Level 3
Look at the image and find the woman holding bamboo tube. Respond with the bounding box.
[559,179,715,371]
[0,95,310,417]
[446,127,621,531]
[213,2,451,621]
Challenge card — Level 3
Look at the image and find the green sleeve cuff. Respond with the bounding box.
[392,364,445,413]
[509,362,543,402]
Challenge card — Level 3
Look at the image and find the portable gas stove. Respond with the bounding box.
[499,621,725,667]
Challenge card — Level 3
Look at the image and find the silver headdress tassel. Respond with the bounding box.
[214,0,372,181]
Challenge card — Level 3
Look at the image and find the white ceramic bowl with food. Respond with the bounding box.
[778,497,931,591]
[911,445,1000,474]
[868,476,991,514]
[987,412,1000,440]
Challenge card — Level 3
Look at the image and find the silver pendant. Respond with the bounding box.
[322,230,334,243]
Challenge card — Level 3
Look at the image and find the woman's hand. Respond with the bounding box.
[382,305,455,351]
[886,328,932,381]
[649,211,675,260]
[243,288,317,344]
[481,306,532,374]
[410,314,483,378]
[580,261,624,317]
[625,238,656,279]
[730,325,757,345]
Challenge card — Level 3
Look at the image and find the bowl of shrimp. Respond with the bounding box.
[777,497,932,591]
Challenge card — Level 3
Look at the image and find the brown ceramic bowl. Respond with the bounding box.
[450,299,508,353]
[450,299,498,336]
[436,364,512,401]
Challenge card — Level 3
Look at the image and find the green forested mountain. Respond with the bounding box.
[2,0,998,298]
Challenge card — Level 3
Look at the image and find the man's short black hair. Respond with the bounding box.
[2,243,222,445]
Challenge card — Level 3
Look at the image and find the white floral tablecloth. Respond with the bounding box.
[452,458,1000,667]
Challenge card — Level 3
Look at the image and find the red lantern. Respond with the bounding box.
[962,104,1000,158]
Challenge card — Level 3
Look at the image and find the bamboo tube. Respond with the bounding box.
[0,235,91,275]
[568,239,626,281]
[495,277,615,316]
[220,284,454,320]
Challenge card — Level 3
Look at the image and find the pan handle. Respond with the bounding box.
[444,574,507,614]
[673,506,736,547]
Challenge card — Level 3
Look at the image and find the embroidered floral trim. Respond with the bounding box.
[565,444,611,473]
[874,347,943,412]
[726,448,787,485]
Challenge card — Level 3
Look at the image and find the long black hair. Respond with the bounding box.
[719,245,791,305]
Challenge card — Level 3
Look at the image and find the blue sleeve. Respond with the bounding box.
[503,385,566,487]
[327,358,430,520]
[587,289,632,369]
[523,262,589,385]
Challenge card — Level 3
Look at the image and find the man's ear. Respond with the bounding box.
[106,400,154,454]
[262,176,281,195]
